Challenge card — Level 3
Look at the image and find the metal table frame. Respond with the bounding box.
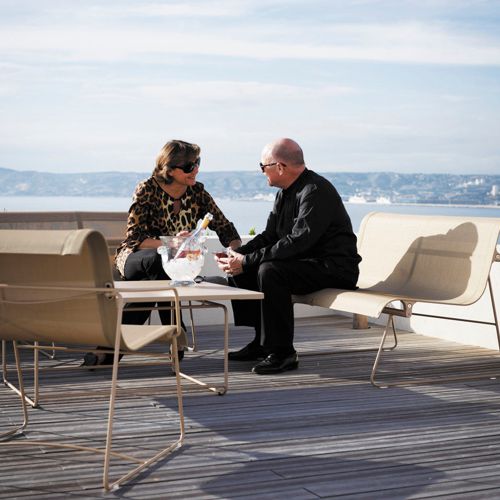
[116,280,263,395]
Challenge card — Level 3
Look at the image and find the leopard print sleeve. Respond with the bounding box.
[114,179,157,276]
[124,180,155,250]
[199,187,241,247]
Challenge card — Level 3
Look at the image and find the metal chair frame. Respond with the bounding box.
[1,283,185,491]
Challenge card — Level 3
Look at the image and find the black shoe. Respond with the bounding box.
[81,347,122,368]
[81,351,114,367]
[252,352,299,375]
[228,342,266,361]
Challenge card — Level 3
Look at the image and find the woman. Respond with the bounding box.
[83,139,241,366]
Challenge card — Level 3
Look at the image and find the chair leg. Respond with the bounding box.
[2,340,6,383]
[33,342,40,407]
[1,341,29,439]
[371,301,500,387]
[3,342,183,490]
[383,315,398,351]
[370,314,395,388]
[102,333,184,491]
[488,277,500,352]
[2,341,38,408]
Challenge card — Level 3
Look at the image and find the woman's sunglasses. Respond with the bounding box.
[170,157,201,174]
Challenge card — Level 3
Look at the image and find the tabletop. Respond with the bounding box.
[115,280,263,302]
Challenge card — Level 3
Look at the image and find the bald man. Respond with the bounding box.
[216,138,361,374]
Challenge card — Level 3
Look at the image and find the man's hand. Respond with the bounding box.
[215,249,244,276]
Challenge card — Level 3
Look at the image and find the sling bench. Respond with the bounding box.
[0,228,187,491]
[294,212,500,387]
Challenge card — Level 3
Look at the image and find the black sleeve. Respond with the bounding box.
[237,211,278,255]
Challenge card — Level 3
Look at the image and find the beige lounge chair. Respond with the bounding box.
[0,210,204,352]
[0,228,186,491]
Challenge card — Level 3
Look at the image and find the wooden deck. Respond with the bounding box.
[3,315,500,499]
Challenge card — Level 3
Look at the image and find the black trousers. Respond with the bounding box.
[122,249,178,326]
[230,260,356,356]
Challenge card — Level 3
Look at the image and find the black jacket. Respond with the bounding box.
[238,169,361,286]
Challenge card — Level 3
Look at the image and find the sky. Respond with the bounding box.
[1,0,500,175]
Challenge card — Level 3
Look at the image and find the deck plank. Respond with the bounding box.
[2,315,500,498]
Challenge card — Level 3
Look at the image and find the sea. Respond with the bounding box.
[1,196,499,234]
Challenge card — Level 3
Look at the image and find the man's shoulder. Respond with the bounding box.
[306,169,332,183]
[301,170,338,195]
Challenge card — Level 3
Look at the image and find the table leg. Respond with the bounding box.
[178,300,229,396]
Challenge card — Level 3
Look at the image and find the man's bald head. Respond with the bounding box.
[260,138,306,189]
[264,138,305,168]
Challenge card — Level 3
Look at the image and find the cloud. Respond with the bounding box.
[1,20,500,66]
[88,1,253,18]
[1,1,499,175]
[441,94,471,103]
[139,81,356,106]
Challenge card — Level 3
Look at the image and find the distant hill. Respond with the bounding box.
[0,167,499,206]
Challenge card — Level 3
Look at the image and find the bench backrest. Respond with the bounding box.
[76,212,128,255]
[357,212,500,305]
[0,228,118,346]
[0,211,81,230]
[0,211,128,255]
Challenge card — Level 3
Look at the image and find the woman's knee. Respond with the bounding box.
[143,250,164,276]
[124,249,166,280]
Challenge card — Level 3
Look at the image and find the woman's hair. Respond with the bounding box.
[153,140,201,184]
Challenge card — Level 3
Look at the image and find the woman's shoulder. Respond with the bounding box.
[134,176,153,189]
[193,180,205,191]
[190,181,207,195]
[134,176,159,198]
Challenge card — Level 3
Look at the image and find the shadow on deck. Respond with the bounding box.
[2,315,500,499]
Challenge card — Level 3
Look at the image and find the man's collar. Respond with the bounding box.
[283,167,309,193]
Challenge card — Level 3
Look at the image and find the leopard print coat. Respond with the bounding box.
[115,177,240,277]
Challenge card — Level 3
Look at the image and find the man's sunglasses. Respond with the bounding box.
[259,162,279,173]
[170,157,201,174]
